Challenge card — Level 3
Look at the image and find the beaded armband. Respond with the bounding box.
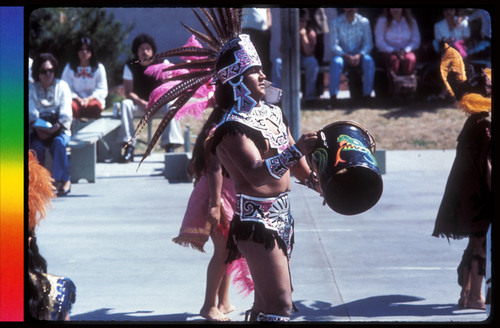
[265,144,303,179]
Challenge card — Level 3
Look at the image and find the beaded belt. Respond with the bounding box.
[236,192,294,256]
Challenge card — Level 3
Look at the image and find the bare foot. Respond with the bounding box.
[218,304,235,315]
[458,296,467,307]
[467,297,486,310]
[200,306,231,321]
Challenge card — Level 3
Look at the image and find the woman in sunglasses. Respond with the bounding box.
[29,53,73,196]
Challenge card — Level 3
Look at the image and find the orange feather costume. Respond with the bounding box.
[28,150,76,320]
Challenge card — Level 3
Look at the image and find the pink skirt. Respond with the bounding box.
[173,175,235,252]
[172,174,254,296]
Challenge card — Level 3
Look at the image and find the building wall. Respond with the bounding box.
[104,7,339,66]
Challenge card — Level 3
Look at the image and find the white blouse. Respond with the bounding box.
[374,16,421,53]
[434,18,470,44]
[61,62,108,109]
[29,79,73,136]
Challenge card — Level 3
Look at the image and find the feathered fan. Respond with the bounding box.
[126,8,243,169]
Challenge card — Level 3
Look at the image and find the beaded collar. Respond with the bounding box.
[220,102,289,152]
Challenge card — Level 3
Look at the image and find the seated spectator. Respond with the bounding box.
[305,8,329,97]
[375,8,420,76]
[28,150,76,320]
[467,9,491,41]
[433,8,470,56]
[61,37,108,120]
[116,33,184,163]
[374,8,420,96]
[272,9,319,105]
[29,53,73,197]
[425,8,471,102]
[465,8,491,67]
[242,7,272,78]
[328,8,375,104]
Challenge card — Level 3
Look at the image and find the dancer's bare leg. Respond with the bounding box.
[218,272,235,314]
[200,229,231,321]
[237,238,292,317]
[459,265,471,307]
[468,236,486,309]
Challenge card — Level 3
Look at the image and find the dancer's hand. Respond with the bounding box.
[207,205,221,233]
[295,131,319,155]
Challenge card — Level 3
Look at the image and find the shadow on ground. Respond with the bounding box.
[293,295,485,321]
[71,308,202,321]
[70,295,485,322]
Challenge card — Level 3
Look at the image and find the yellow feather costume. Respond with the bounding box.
[440,43,491,115]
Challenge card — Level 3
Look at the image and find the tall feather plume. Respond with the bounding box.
[124,79,199,148]
[191,8,221,49]
[127,75,211,150]
[161,58,215,72]
[137,108,178,170]
[236,8,242,33]
[228,8,240,38]
[163,69,214,83]
[134,46,216,65]
[136,75,213,169]
[181,22,219,51]
[222,8,234,40]
[200,8,224,43]
[217,8,230,41]
[132,7,244,169]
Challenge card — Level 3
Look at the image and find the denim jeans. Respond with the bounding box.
[272,55,319,100]
[329,54,375,97]
[30,132,71,182]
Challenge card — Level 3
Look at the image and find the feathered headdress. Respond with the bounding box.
[440,42,491,115]
[126,8,263,168]
[28,151,56,232]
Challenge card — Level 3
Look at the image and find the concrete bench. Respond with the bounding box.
[102,109,163,146]
[374,149,386,175]
[69,117,121,183]
[163,124,197,182]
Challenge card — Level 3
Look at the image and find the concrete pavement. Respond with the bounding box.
[35,150,490,323]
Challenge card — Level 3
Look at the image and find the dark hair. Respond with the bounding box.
[131,33,157,60]
[28,233,50,320]
[69,36,98,71]
[214,80,236,110]
[299,8,310,21]
[189,105,227,180]
[383,8,415,30]
[32,53,58,82]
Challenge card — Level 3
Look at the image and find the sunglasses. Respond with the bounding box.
[40,68,55,75]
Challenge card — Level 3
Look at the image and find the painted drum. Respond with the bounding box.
[307,121,383,215]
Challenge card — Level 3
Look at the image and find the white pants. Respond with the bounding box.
[116,98,184,148]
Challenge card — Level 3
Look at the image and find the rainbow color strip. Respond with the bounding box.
[0,6,24,322]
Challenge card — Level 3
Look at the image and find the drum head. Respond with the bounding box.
[324,165,383,215]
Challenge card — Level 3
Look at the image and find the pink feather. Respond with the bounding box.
[227,257,254,297]
[180,35,204,61]
[146,35,216,120]
[147,81,181,108]
[144,62,174,80]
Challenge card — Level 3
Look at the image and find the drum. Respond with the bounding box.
[307,121,383,215]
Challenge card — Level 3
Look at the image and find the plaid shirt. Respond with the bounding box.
[330,12,373,56]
